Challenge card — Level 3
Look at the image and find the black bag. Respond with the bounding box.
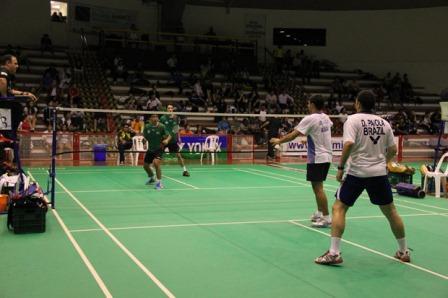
[7,178,48,234]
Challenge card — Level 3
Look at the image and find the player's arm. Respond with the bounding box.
[0,77,7,96]
[11,89,38,102]
[386,144,397,163]
[336,141,354,182]
[161,126,171,145]
[270,130,301,145]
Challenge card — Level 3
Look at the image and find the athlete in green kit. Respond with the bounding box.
[143,114,171,190]
[159,104,190,177]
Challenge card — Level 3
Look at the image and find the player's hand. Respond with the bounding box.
[162,139,168,145]
[270,138,280,145]
[336,169,344,183]
[24,92,38,102]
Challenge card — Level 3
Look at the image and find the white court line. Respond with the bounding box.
[235,168,309,187]
[55,177,176,298]
[33,169,237,174]
[289,220,448,281]
[69,212,448,233]
[54,184,307,194]
[248,167,443,215]
[27,171,113,298]
[163,174,199,189]
[266,164,448,214]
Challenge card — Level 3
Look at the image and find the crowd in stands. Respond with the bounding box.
[1,31,443,141]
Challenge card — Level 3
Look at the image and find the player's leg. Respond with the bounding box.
[307,163,330,226]
[366,176,410,262]
[143,151,155,184]
[169,142,189,176]
[310,181,330,227]
[176,152,189,176]
[153,157,163,190]
[315,175,364,265]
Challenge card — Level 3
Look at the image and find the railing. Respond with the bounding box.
[100,29,257,56]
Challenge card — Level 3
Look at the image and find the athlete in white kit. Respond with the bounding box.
[271,95,333,228]
[315,90,410,265]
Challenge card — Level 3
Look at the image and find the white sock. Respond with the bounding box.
[315,211,323,217]
[397,238,407,252]
[330,237,341,255]
[322,215,331,222]
[182,166,187,171]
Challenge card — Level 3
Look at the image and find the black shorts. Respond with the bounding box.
[165,142,179,153]
[144,149,164,164]
[306,163,330,182]
[336,174,393,207]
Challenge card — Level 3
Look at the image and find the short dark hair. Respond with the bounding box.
[356,90,376,112]
[0,54,15,66]
[309,95,325,110]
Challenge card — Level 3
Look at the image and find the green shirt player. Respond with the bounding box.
[143,114,171,190]
[159,104,190,177]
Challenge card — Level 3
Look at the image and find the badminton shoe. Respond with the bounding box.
[183,170,190,177]
[145,177,156,185]
[155,181,164,190]
[310,211,323,223]
[394,250,411,262]
[311,217,332,228]
[315,250,343,265]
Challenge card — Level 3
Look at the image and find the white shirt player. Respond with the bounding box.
[295,113,333,164]
[343,113,395,177]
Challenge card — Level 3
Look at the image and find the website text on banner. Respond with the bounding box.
[281,137,400,157]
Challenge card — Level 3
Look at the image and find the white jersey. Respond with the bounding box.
[343,113,395,177]
[295,113,333,164]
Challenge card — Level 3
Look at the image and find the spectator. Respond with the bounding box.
[145,94,162,111]
[117,123,135,165]
[179,124,194,135]
[167,54,178,74]
[40,34,54,55]
[278,90,294,111]
[217,118,231,134]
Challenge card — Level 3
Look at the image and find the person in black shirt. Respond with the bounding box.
[261,115,282,160]
[0,55,38,134]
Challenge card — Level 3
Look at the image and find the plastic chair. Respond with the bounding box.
[132,135,148,166]
[200,135,220,165]
[423,152,448,198]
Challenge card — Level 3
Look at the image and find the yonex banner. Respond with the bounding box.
[177,135,228,153]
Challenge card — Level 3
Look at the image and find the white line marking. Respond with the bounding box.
[249,167,444,215]
[54,185,307,194]
[235,168,309,187]
[55,177,176,298]
[69,213,448,233]
[394,198,448,212]
[265,164,448,215]
[163,174,199,189]
[289,220,448,281]
[27,171,113,298]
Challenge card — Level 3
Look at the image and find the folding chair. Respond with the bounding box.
[132,135,148,166]
[423,152,448,198]
[200,135,220,165]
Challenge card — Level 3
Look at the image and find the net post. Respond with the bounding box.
[50,108,57,209]
[227,134,233,164]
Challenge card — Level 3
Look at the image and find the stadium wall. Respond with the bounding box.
[1,1,446,93]
[183,5,448,93]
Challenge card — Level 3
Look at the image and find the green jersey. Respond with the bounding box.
[159,115,179,143]
[143,122,169,151]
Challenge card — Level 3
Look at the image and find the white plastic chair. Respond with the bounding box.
[423,152,448,198]
[200,135,220,165]
[132,135,148,166]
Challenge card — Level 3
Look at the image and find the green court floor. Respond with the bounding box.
[1,163,447,298]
